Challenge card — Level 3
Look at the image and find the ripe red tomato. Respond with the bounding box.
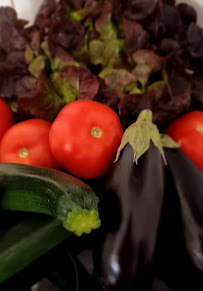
[49,100,124,179]
[0,98,14,142]
[0,119,60,170]
[165,111,203,171]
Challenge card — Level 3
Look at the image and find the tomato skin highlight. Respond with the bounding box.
[0,119,60,170]
[165,111,203,171]
[0,98,14,142]
[49,100,124,179]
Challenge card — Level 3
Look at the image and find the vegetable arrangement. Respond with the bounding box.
[0,0,203,290]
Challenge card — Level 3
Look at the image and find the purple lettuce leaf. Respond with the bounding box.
[24,27,41,57]
[41,41,79,72]
[0,6,28,29]
[51,66,99,102]
[61,0,86,11]
[48,19,85,57]
[94,86,120,113]
[159,4,182,38]
[187,23,203,58]
[161,0,175,6]
[34,0,58,31]
[164,58,192,97]
[70,0,104,21]
[16,70,65,121]
[0,52,29,98]
[119,81,190,129]
[123,0,159,21]
[122,18,150,54]
[79,67,99,99]
[0,22,27,54]
[81,0,104,18]
[157,38,180,56]
[191,75,203,110]
[139,1,163,37]
[94,1,117,41]
[103,68,136,97]
[94,1,112,32]
[0,6,31,100]
[176,3,197,26]
[132,49,166,86]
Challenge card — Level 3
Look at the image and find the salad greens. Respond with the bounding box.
[0,0,203,128]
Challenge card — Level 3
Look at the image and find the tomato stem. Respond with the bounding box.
[197,125,203,134]
[91,126,102,138]
[18,148,29,158]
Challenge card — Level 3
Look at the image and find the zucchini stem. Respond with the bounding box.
[63,206,101,236]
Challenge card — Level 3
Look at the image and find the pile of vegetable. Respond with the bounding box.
[0,0,203,128]
[0,0,203,290]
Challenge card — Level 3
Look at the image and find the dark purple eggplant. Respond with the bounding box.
[93,110,168,291]
[153,151,203,290]
[164,148,203,271]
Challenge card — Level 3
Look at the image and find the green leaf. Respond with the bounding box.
[71,11,84,22]
[29,55,45,78]
[41,41,79,72]
[25,45,34,64]
[102,68,136,96]
[89,40,105,65]
[51,72,78,104]
[102,39,124,67]
[100,22,117,41]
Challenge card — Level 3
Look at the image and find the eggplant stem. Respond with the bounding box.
[115,109,179,164]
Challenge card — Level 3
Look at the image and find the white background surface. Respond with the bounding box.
[0,0,203,26]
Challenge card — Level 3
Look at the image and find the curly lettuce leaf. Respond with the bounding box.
[119,81,190,129]
[51,66,99,102]
[17,70,65,121]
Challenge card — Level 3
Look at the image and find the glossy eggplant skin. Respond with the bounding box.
[164,148,203,271]
[154,149,203,290]
[94,143,164,291]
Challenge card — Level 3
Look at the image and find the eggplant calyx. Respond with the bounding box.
[115,109,179,164]
[160,134,180,148]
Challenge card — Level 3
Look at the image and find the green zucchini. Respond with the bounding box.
[0,163,101,236]
[0,213,70,283]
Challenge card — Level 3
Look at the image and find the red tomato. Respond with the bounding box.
[0,119,60,170]
[0,98,14,142]
[165,111,203,171]
[49,100,123,179]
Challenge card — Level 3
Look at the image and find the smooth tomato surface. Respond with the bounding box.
[0,98,14,142]
[0,119,60,169]
[49,100,124,179]
[166,111,203,171]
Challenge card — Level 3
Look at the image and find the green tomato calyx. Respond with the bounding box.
[91,126,102,138]
[18,148,29,159]
[197,125,203,134]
